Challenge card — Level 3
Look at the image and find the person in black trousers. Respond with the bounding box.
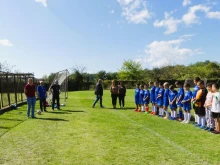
[50,80,61,110]
[110,80,118,109]
[37,81,47,112]
[92,79,104,108]
[118,81,126,108]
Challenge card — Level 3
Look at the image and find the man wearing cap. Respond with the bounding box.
[50,80,61,110]
[37,81,47,112]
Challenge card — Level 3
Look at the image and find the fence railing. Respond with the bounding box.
[0,72,36,110]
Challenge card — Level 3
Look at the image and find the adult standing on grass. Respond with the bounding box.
[92,79,104,108]
[37,81,47,112]
[50,80,61,110]
[118,81,126,108]
[24,78,36,118]
[110,80,118,109]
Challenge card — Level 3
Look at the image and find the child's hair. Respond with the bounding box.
[149,81,153,85]
[159,82,163,86]
[212,83,220,90]
[164,82,169,87]
[154,81,159,85]
[140,85,144,88]
[194,77,201,82]
[206,83,213,88]
[136,84,140,87]
[144,84,148,87]
[184,83,190,88]
[198,80,205,85]
[169,85,174,90]
[175,81,182,86]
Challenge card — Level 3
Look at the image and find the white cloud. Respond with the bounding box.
[0,39,13,47]
[182,5,210,25]
[207,11,220,19]
[117,0,151,24]
[35,0,47,7]
[109,10,115,14]
[183,0,192,7]
[154,12,182,35]
[134,36,203,67]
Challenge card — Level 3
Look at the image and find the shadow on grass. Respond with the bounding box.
[0,126,11,129]
[36,117,68,122]
[47,111,72,114]
[64,110,85,113]
[0,118,24,121]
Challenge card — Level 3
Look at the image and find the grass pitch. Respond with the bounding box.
[0,90,220,165]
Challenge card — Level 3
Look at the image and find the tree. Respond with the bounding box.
[118,60,143,81]
[0,61,15,72]
[95,70,107,80]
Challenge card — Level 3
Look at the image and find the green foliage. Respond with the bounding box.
[118,60,143,81]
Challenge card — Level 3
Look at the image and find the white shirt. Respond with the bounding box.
[211,92,220,113]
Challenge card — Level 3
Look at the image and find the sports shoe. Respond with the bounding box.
[164,116,168,119]
[204,127,210,131]
[200,126,206,129]
[178,118,183,122]
[194,124,201,127]
[185,120,190,124]
[138,109,141,112]
[181,120,186,123]
[100,106,104,108]
[152,112,156,115]
[208,128,215,132]
[134,109,138,112]
[150,112,154,114]
[92,106,95,108]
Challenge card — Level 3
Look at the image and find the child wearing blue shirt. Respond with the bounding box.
[134,84,140,112]
[143,85,150,113]
[154,81,160,115]
[175,81,184,121]
[163,82,170,119]
[157,83,164,117]
[181,83,193,124]
[169,85,178,120]
[149,82,156,114]
[139,85,145,112]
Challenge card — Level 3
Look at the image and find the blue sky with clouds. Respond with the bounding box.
[0,0,220,78]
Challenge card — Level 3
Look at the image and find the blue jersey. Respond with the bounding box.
[155,87,160,103]
[169,90,178,109]
[37,85,47,99]
[150,86,156,103]
[139,89,145,104]
[177,87,184,107]
[182,90,193,111]
[163,88,170,106]
[192,85,199,99]
[157,88,164,106]
[144,89,150,104]
[135,88,140,104]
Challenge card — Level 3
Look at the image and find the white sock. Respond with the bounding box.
[187,113,191,121]
[171,111,174,118]
[155,106,157,113]
[173,111,177,118]
[161,109,164,116]
[198,117,201,125]
[184,112,188,121]
[166,110,169,117]
[201,117,206,126]
[152,106,154,112]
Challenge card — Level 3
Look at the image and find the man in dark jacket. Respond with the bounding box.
[92,79,104,108]
[118,81,126,108]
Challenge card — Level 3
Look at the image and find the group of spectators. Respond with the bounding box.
[92,79,126,109]
[24,78,61,118]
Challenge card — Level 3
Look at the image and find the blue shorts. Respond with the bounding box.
[144,99,150,105]
[150,96,155,103]
[157,99,163,106]
[183,104,191,111]
[177,101,183,107]
[163,101,169,107]
[170,104,177,110]
[139,98,144,105]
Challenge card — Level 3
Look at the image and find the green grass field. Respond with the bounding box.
[0,90,220,165]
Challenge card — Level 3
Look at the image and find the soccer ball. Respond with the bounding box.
[37,110,42,115]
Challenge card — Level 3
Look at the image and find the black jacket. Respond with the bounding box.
[118,85,126,96]
[95,83,103,96]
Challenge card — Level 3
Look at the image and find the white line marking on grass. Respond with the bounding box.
[117,112,210,165]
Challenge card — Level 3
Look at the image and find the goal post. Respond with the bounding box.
[47,69,69,105]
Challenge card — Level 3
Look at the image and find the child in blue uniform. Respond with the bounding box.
[149,82,156,114]
[181,83,193,124]
[154,81,160,115]
[169,85,178,120]
[191,77,200,124]
[134,84,140,112]
[144,84,150,113]
[175,81,184,121]
[139,85,145,112]
[163,82,170,119]
[157,83,164,117]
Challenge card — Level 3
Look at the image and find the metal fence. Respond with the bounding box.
[0,72,35,110]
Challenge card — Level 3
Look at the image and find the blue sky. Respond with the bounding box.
[0,0,220,78]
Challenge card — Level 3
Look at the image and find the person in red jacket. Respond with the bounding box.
[24,78,36,118]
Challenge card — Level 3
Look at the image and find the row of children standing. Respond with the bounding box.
[134,78,220,134]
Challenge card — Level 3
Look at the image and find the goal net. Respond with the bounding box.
[184,78,207,87]
[47,69,69,105]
